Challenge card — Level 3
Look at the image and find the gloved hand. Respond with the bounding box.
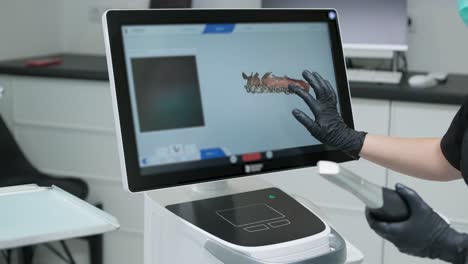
[366,183,468,263]
[288,70,367,159]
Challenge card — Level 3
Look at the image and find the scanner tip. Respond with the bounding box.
[318,161,340,175]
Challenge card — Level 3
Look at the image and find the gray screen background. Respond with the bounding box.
[263,0,408,48]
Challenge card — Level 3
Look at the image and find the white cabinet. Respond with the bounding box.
[388,101,465,220]
[11,76,121,182]
[5,73,467,264]
[1,75,143,264]
[385,101,465,264]
[12,77,115,130]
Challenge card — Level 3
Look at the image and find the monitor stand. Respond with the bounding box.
[191,180,229,195]
[145,176,275,208]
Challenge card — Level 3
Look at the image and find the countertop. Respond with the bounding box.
[0,54,467,105]
[0,54,108,81]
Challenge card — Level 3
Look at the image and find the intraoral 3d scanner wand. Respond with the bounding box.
[318,161,409,222]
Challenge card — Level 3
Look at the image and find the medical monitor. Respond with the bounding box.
[103,9,355,192]
[263,0,408,51]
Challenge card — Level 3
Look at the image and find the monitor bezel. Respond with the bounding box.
[104,9,355,192]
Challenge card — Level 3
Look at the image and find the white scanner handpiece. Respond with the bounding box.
[317,161,384,209]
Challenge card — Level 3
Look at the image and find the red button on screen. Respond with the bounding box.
[241,152,262,162]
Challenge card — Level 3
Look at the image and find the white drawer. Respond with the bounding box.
[12,77,114,131]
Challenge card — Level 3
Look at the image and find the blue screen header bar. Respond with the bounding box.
[203,24,235,34]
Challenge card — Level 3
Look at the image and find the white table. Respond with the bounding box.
[0,184,119,250]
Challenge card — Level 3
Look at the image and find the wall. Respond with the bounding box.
[0,0,63,60]
[60,0,261,54]
[59,0,468,74]
[61,0,150,55]
[0,1,467,264]
[1,0,467,73]
[192,0,261,8]
[407,0,468,74]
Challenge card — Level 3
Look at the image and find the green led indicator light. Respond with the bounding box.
[268,194,276,199]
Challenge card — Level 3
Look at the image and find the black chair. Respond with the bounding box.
[0,115,102,264]
[0,116,88,198]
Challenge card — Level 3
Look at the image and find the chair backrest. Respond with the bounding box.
[0,115,38,178]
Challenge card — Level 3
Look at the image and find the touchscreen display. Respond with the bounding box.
[121,22,339,176]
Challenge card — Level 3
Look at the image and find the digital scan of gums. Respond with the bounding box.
[242,72,310,94]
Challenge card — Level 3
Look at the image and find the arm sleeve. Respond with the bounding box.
[440,97,468,171]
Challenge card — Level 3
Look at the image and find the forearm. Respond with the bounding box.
[360,134,461,181]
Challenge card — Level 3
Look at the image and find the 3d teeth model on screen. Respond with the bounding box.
[242,72,310,94]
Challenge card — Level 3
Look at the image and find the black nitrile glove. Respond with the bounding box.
[289,70,367,159]
[366,183,468,263]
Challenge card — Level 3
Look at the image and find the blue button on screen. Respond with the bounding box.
[200,148,226,159]
[203,24,235,34]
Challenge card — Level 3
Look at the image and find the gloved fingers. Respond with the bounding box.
[324,80,338,104]
[365,208,400,239]
[303,70,326,100]
[398,247,420,257]
[368,221,400,240]
[312,72,329,93]
[289,84,320,116]
[365,207,378,226]
[292,109,321,137]
[395,183,428,211]
[304,70,336,102]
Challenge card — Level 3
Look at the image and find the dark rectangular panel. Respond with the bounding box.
[150,0,192,8]
[131,56,205,132]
